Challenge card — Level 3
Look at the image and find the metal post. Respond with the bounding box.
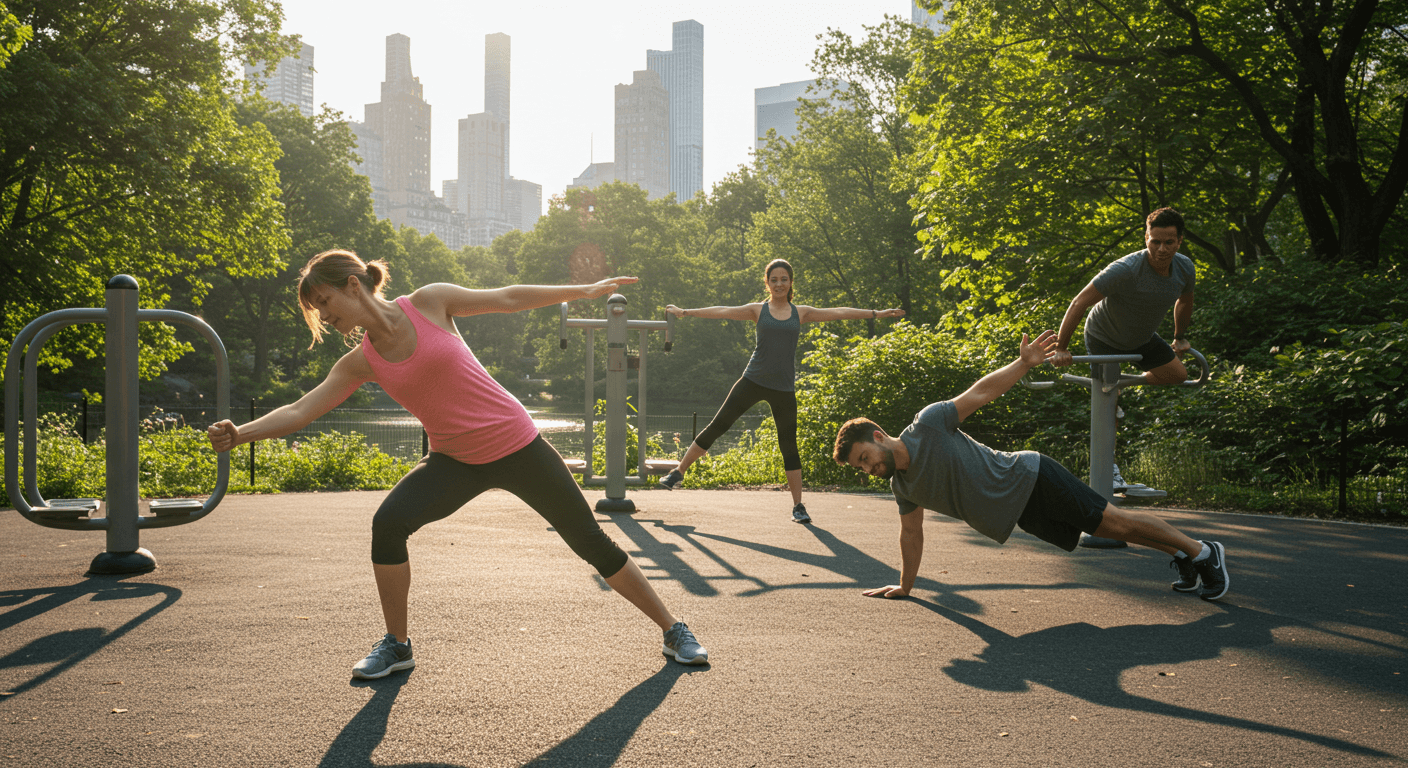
[90,275,156,574]
[636,328,648,479]
[249,398,256,486]
[1339,403,1348,516]
[598,295,634,512]
[584,328,595,481]
[1080,361,1126,548]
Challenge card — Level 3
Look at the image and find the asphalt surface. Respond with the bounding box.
[2,489,1405,767]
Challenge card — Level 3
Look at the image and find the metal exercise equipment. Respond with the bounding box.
[559,294,675,513]
[1022,349,1209,548]
[6,275,230,575]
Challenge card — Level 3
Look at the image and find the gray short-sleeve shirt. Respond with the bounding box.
[1086,250,1195,350]
[890,401,1041,544]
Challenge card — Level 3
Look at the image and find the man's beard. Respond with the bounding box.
[876,446,897,479]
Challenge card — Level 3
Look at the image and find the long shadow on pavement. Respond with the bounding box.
[0,578,181,699]
[318,664,700,768]
[914,599,1395,758]
[606,517,1083,613]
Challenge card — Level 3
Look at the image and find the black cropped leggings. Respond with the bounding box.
[695,376,802,471]
[369,435,629,577]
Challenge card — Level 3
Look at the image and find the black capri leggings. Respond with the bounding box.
[694,376,801,471]
[370,435,629,577]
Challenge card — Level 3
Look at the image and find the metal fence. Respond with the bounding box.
[45,400,768,463]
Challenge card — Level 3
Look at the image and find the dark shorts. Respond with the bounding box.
[1016,455,1108,552]
[1085,331,1176,371]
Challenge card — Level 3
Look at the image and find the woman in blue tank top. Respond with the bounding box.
[661,259,905,523]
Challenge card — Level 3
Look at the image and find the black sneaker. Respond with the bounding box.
[1169,555,1199,592]
[657,469,684,490]
[791,503,811,524]
[1193,541,1229,601]
[352,633,415,679]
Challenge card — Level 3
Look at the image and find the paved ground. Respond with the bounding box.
[2,489,1405,767]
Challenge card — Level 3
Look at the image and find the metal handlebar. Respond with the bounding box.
[1020,349,1209,391]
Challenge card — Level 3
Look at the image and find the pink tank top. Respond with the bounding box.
[361,296,538,464]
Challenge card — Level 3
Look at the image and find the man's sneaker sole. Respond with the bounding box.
[662,644,708,665]
[1198,541,1230,601]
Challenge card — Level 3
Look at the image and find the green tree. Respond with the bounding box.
[752,18,945,327]
[0,0,293,382]
[910,0,1408,272]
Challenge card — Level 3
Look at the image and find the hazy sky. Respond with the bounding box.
[272,0,917,204]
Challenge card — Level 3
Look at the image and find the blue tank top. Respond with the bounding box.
[741,302,801,392]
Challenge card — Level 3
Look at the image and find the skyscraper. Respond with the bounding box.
[363,34,466,248]
[646,20,703,201]
[348,120,388,219]
[456,33,541,243]
[754,79,848,150]
[485,33,511,177]
[244,42,315,117]
[615,69,671,200]
[365,34,431,208]
[911,0,947,32]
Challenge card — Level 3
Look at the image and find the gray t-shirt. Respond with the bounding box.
[890,401,1041,544]
[1086,250,1196,350]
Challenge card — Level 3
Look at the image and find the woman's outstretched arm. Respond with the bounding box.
[416,276,639,318]
[797,305,905,324]
[665,303,760,322]
[207,347,371,451]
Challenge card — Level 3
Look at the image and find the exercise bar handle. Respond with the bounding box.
[559,302,569,350]
[664,311,674,352]
[134,309,231,525]
[1067,353,1143,364]
[1182,348,1210,388]
[6,309,107,522]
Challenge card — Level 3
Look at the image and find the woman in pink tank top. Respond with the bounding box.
[207,249,708,678]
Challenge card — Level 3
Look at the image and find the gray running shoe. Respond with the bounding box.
[1193,541,1230,601]
[352,633,415,679]
[662,621,708,665]
[791,503,811,524]
[1112,464,1147,492]
[1169,555,1200,592]
[657,469,684,491]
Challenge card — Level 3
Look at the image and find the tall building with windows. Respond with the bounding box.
[645,20,703,201]
[362,34,465,247]
[615,70,671,200]
[244,42,315,116]
[348,120,389,219]
[754,79,849,150]
[458,111,511,245]
[453,33,540,245]
[911,0,947,32]
[485,33,511,176]
[505,178,542,233]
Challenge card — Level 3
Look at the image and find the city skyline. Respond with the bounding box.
[271,0,908,204]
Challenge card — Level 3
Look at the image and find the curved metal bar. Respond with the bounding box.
[6,309,108,525]
[1182,349,1210,388]
[134,309,230,524]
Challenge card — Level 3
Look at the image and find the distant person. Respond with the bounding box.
[833,331,1229,601]
[660,259,905,523]
[207,249,708,679]
[1052,207,1196,490]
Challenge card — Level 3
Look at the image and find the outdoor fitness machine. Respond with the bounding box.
[559,294,675,513]
[1022,349,1209,548]
[5,275,231,575]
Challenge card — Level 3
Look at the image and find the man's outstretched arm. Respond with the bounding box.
[952,331,1058,422]
[863,508,925,599]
